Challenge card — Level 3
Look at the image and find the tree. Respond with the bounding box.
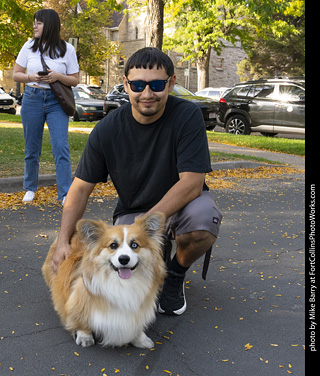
[0,0,42,69]
[45,0,123,76]
[146,0,164,49]
[164,0,304,90]
[237,1,305,80]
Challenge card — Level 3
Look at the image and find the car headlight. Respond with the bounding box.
[82,106,97,111]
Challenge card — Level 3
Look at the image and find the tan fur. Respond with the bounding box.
[42,212,166,348]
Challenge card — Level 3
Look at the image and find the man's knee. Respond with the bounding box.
[176,230,216,251]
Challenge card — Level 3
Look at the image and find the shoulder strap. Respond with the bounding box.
[40,54,49,71]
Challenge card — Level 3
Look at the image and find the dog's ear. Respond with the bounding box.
[76,219,106,250]
[135,212,166,238]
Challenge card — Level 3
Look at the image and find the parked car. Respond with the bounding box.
[72,88,104,121]
[103,83,219,130]
[195,87,229,100]
[0,87,17,114]
[76,84,106,100]
[217,78,305,136]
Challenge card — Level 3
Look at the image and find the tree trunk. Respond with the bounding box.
[145,0,164,50]
[196,47,211,91]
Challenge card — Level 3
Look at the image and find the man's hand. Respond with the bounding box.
[52,242,71,273]
[50,178,96,273]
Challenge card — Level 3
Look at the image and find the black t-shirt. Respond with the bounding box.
[75,95,212,219]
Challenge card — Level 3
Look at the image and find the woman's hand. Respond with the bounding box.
[39,69,57,84]
[40,70,79,86]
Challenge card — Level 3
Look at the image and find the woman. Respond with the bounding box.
[13,9,79,205]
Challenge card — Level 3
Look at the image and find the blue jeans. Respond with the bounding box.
[21,86,72,200]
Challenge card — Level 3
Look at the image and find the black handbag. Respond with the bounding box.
[40,55,76,116]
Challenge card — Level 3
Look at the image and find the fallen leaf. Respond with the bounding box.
[244,343,253,350]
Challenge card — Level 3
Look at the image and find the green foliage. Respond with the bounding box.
[46,0,124,76]
[0,0,42,68]
[1,0,124,76]
[163,0,304,87]
[236,1,305,80]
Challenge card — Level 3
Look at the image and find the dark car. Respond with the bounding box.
[217,78,305,136]
[103,83,218,130]
[72,88,104,121]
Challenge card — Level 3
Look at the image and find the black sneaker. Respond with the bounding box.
[158,270,187,315]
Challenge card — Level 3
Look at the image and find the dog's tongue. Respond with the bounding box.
[118,268,133,279]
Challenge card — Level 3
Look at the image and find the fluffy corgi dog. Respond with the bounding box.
[42,212,166,349]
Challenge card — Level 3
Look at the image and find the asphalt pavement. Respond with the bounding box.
[0,156,305,375]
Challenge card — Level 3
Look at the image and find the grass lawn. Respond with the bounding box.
[0,126,89,177]
[206,131,305,156]
[0,114,304,178]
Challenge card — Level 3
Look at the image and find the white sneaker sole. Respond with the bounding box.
[158,285,187,315]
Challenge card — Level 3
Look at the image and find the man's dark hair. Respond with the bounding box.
[124,47,174,77]
[31,9,67,59]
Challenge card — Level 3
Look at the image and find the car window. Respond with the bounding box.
[73,90,94,100]
[117,85,126,94]
[208,90,220,97]
[232,85,252,97]
[171,84,195,96]
[278,84,305,102]
[0,88,5,94]
[253,84,275,98]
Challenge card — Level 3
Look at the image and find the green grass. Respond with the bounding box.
[0,114,304,177]
[0,126,89,178]
[207,131,305,156]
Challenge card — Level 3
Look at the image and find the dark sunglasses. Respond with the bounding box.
[126,77,170,92]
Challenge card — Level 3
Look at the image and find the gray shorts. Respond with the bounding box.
[114,191,222,239]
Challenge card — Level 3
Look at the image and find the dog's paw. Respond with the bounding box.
[75,330,95,347]
[131,331,154,349]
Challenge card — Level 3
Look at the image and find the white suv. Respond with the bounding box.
[0,88,17,115]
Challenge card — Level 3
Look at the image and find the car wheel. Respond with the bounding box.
[226,115,250,135]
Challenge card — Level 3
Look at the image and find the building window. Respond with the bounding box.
[176,55,184,67]
[215,57,224,70]
[135,27,138,40]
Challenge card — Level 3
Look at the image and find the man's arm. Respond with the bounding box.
[52,177,95,272]
[148,171,205,219]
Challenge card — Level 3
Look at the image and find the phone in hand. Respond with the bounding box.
[38,71,49,76]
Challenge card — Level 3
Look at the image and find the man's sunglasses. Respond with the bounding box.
[126,77,170,92]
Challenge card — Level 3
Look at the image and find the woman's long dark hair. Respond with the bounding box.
[31,9,66,59]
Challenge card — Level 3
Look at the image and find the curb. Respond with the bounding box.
[0,161,280,194]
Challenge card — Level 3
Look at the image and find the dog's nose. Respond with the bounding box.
[118,255,130,266]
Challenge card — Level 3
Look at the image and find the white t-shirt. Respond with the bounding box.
[16,40,79,89]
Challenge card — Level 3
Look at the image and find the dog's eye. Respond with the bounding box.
[131,241,139,249]
[109,242,118,250]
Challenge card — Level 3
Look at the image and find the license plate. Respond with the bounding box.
[209,113,216,119]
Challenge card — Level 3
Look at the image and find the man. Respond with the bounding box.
[53,47,222,315]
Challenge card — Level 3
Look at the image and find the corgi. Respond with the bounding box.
[42,212,166,349]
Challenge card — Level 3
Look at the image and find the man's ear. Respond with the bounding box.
[123,75,129,93]
[168,74,176,92]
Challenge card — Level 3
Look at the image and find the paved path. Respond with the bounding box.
[0,171,305,375]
